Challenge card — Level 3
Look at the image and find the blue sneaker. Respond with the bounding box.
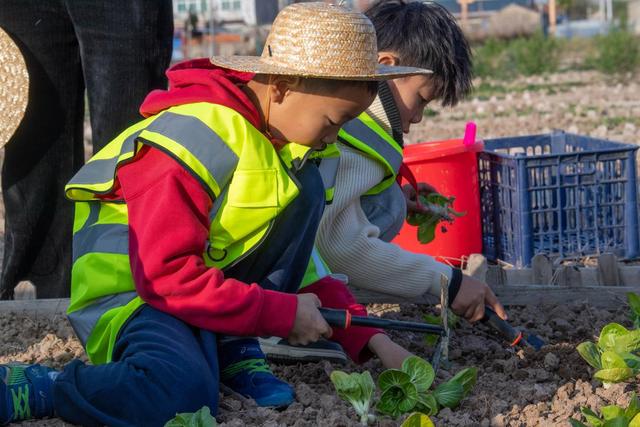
[219,338,294,408]
[1,364,56,425]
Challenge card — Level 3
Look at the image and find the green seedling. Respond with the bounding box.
[424,311,460,347]
[569,392,640,427]
[330,370,376,425]
[577,323,640,386]
[627,293,640,329]
[164,406,216,427]
[377,356,477,418]
[406,193,466,244]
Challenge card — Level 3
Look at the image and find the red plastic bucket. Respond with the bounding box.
[392,138,484,266]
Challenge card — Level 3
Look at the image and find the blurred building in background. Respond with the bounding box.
[170,0,633,62]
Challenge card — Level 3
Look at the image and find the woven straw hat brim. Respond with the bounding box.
[0,27,29,148]
[210,57,432,81]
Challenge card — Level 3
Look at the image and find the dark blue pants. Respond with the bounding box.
[53,305,219,427]
[0,0,173,299]
[53,160,326,426]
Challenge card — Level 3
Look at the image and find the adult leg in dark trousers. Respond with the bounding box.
[0,1,172,299]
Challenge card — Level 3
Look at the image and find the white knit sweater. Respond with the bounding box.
[316,99,455,298]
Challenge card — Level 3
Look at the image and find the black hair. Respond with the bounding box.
[365,0,473,106]
[301,78,379,97]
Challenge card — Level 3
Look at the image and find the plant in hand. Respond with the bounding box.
[406,193,465,244]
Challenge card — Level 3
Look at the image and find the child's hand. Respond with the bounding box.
[451,274,508,323]
[288,293,333,345]
[401,182,438,215]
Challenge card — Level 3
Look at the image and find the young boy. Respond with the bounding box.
[312,0,508,328]
[263,1,508,365]
[1,3,430,426]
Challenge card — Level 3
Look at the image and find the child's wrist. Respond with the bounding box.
[367,332,390,353]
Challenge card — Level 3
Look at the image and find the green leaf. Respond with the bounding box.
[620,353,640,371]
[578,341,603,369]
[401,356,435,393]
[406,212,426,226]
[569,420,589,427]
[359,371,375,403]
[379,369,412,392]
[400,412,436,427]
[164,406,217,427]
[417,222,437,244]
[581,406,604,427]
[625,393,640,421]
[414,393,439,416]
[377,382,419,418]
[433,381,465,408]
[628,293,640,315]
[601,406,625,421]
[601,351,628,370]
[602,416,629,427]
[420,193,454,206]
[448,208,467,218]
[331,370,361,400]
[594,367,635,383]
[614,330,640,354]
[448,367,478,397]
[598,324,630,352]
[629,413,640,427]
[423,314,441,325]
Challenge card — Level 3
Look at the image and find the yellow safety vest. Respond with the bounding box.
[299,111,403,288]
[65,102,339,364]
[337,111,403,195]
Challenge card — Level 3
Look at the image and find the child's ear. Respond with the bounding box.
[270,76,302,103]
[378,52,401,67]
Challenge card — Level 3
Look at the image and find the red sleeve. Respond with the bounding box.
[300,277,384,364]
[117,146,297,338]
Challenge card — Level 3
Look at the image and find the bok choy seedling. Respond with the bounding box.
[330,370,376,425]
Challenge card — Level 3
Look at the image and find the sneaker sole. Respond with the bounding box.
[219,383,293,409]
[260,342,348,365]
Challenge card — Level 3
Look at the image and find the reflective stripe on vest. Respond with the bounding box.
[65,102,339,364]
[338,111,403,195]
[67,109,240,201]
[318,155,339,203]
[67,291,137,345]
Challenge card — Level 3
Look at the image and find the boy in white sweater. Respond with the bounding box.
[260,0,507,366]
[315,0,507,323]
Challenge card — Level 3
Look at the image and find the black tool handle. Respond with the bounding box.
[482,307,521,344]
[319,308,444,335]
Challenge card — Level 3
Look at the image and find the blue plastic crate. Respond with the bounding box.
[479,131,639,267]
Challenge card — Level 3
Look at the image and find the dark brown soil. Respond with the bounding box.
[1,299,634,426]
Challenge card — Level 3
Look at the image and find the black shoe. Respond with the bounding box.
[258,337,348,364]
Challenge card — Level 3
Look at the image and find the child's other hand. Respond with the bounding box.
[451,274,508,323]
[402,182,438,215]
[288,293,333,345]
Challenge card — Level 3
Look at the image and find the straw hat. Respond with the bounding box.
[211,2,431,81]
[0,27,28,148]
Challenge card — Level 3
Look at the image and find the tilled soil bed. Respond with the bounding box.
[1,300,636,426]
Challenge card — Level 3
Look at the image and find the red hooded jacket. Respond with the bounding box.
[106,59,380,362]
